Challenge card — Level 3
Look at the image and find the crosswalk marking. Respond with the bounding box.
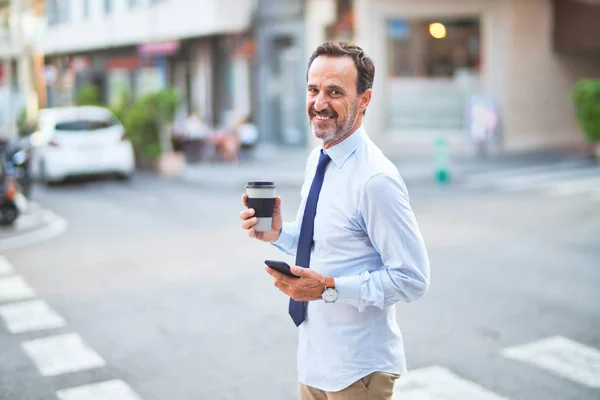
[463,161,600,199]
[502,336,600,388]
[0,299,66,334]
[466,160,588,183]
[393,365,510,399]
[468,165,600,190]
[0,256,14,276]
[56,380,144,400]
[21,333,106,377]
[544,176,600,196]
[0,275,36,303]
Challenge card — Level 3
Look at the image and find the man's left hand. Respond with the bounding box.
[265,265,325,301]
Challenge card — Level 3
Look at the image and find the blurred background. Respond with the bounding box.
[0,1,599,399]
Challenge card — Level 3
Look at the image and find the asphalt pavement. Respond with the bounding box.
[0,164,599,400]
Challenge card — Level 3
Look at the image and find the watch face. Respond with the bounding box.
[322,288,338,303]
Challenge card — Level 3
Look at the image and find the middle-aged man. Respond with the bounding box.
[240,41,430,400]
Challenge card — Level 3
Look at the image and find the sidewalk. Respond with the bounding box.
[177,144,595,190]
[0,202,68,251]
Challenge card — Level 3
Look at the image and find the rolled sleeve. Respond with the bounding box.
[334,275,361,306]
[334,173,430,312]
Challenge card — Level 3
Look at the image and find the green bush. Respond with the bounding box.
[123,88,180,162]
[109,91,133,127]
[75,84,103,106]
[571,79,600,143]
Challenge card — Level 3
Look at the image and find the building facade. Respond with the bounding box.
[306,0,600,156]
[0,0,46,140]
[255,0,307,146]
[41,0,257,129]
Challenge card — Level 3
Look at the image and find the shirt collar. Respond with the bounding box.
[322,125,366,168]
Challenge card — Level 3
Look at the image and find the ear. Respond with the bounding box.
[358,89,372,114]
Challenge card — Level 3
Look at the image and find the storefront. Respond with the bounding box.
[307,0,599,155]
[385,17,481,132]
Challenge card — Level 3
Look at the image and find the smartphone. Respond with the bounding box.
[264,260,300,279]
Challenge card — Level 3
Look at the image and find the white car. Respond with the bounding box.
[30,106,135,183]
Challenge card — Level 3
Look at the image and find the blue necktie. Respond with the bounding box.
[289,150,331,326]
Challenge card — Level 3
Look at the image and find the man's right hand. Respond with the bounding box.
[240,194,283,242]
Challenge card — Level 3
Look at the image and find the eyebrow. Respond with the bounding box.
[307,83,346,92]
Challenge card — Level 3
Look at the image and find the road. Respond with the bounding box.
[0,170,599,400]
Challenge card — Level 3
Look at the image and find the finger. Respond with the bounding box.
[265,266,290,284]
[273,196,282,214]
[239,208,255,220]
[265,265,280,278]
[241,194,248,207]
[248,228,255,238]
[290,265,310,278]
[241,217,258,230]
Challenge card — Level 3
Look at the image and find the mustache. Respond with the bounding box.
[310,108,337,118]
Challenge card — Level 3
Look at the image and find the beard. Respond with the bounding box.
[309,101,358,144]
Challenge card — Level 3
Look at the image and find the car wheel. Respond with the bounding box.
[116,172,132,182]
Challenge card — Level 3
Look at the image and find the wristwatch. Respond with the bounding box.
[321,277,338,303]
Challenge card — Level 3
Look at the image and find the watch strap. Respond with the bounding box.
[324,277,335,289]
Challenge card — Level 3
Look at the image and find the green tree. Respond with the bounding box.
[75,84,103,106]
[123,88,180,162]
[571,79,600,143]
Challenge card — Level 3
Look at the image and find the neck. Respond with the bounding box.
[323,119,363,150]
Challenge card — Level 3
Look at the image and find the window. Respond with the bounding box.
[55,119,118,131]
[47,0,70,25]
[387,18,481,78]
[47,0,58,25]
[83,0,90,19]
[104,0,112,14]
[130,0,152,7]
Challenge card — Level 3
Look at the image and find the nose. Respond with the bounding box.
[313,92,329,112]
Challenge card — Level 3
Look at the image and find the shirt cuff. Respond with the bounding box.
[270,221,297,255]
[335,275,362,303]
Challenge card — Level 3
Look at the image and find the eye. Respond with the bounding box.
[331,90,342,96]
[308,88,317,94]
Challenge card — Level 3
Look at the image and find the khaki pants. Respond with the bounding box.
[299,372,400,400]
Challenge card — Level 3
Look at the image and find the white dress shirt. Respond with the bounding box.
[272,126,431,391]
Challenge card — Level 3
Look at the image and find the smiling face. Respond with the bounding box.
[306,56,372,148]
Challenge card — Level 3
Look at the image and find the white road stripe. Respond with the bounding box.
[545,176,600,196]
[0,256,14,276]
[0,275,36,302]
[21,333,106,376]
[467,166,600,190]
[393,365,509,399]
[56,379,144,400]
[467,160,587,183]
[502,335,600,388]
[0,299,66,334]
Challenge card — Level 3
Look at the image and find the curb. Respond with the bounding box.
[0,206,68,252]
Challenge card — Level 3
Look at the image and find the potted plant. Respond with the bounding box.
[571,79,600,160]
[124,89,183,176]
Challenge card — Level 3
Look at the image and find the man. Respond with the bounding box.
[240,41,430,400]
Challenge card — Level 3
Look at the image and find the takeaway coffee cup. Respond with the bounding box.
[245,181,276,232]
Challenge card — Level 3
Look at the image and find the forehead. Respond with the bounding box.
[307,56,357,88]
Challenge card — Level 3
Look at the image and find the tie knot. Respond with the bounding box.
[318,150,331,170]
